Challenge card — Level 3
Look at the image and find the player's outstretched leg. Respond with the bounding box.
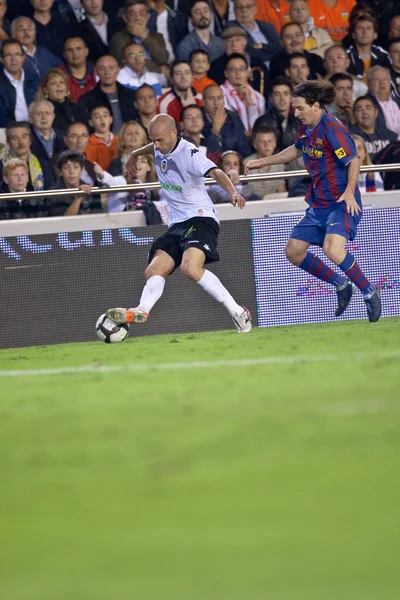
[336,252,381,322]
[107,251,174,325]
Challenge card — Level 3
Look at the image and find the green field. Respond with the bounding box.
[1,319,400,600]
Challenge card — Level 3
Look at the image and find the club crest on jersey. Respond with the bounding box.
[316,138,323,146]
[161,159,167,172]
[335,147,347,159]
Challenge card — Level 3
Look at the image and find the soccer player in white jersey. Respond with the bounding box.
[106,113,252,333]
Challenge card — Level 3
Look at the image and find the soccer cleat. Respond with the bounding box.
[232,307,252,333]
[363,286,382,323]
[335,280,356,317]
[106,307,149,325]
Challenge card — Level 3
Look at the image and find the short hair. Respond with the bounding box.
[189,49,210,63]
[0,38,23,57]
[28,99,55,119]
[63,36,88,49]
[123,0,148,12]
[6,121,31,140]
[271,76,293,93]
[366,65,391,82]
[11,16,35,37]
[281,22,303,38]
[57,150,85,171]
[3,158,29,178]
[287,52,308,64]
[293,79,335,108]
[225,52,249,68]
[353,95,376,111]
[135,83,156,98]
[252,125,277,140]
[181,103,203,121]
[66,121,89,136]
[350,13,378,35]
[190,0,211,16]
[171,60,191,77]
[329,72,354,87]
[389,36,400,48]
[123,41,144,55]
[89,103,112,117]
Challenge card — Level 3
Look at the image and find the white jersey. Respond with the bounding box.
[154,138,219,226]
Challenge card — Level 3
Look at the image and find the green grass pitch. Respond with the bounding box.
[1,318,400,600]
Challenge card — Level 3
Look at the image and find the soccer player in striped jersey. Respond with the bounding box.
[246,79,381,322]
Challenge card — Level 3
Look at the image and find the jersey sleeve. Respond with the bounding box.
[294,125,306,149]
[187,146,217,177]
[325,122,357,166]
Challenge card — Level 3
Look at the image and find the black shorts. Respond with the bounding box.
[148,217,220,269]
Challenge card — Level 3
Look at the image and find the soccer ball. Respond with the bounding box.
[96,313,130,343]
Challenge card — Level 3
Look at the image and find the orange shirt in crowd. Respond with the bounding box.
[255,0,291,34]
[192,75,216,95]
[86,134,118,171]
[307,0,356,42]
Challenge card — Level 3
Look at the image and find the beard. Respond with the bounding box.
[195,18,210,29]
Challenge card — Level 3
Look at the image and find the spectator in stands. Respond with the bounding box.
[221,52,265,134]
[328,73,354,128]
[207,149,259,203]
[28,99,66,187]
[289,0,334,59]
[31,0,73,58]
[0,121,45,191]
[0,0,10,44]
[208,24,267,95]
[253,77,299,152]
[0,158,49,219]
[176,0,225,62]
[388,15,400,44]
[189,49,216,95]
[3,0,31,23]
[36,68,89,131]
[134,82,158,134]
[323,45,368,100]
[352,133,384,193]
[50,149,100,216]
[270,23,325,81]
[306,0,356,43]
[350,95,397,160]
[81,55,137,134]
[180,103,207,153]
[373,139,400,191]
[56,0,84,25]
[346,13,390,82]
[109,120,148,176]
[243,125,286,197]
[367,66,400,137]
[60,37,97,102]
[202,83,252,161]
[207,0,236,38]
[284,52,310,87]
[86,103,117,170]
[78,0,117,63]
[61,121,96,184]
[158,60,203,122]
[110,0,169,85]
[117,41,162,96]
[146,0,188,61]
[255,0,290,35]
[389,37,400,99]
[12,16,60,78]
[232,0,282,65]
[0,39,40,127]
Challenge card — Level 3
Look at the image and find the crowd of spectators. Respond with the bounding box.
[0,0,399,221]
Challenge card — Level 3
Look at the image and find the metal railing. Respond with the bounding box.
[0,164,398,201]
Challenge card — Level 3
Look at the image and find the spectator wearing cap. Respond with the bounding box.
[0,158,49,220]
[158,60,203,123]
[208,25,268,96]
[110,0,169,86]
[60,36,97,102]
[78,0,118,63]
[11,16,61,79]
[176,0,225,62]
[289,0,334,59]
[230,0,282,66]
[221,52,265,134]
[117,41,162,96]
[269,22,325,80]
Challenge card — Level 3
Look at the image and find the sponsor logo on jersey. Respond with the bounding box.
[316,138,323,146]
[160,182,183,192]
[302,146,323,158]
[335,147,347,159]
[198,209,203,216]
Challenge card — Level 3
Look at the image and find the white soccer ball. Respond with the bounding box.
[96,313,130,343]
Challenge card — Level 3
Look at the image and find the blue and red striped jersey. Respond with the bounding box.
[294,111,361,209]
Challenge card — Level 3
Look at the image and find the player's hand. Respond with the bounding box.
[231,192,246,209]
[93,162,104,180]
[244,158,265,175]
[336,191,361,216]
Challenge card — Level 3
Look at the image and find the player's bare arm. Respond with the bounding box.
[245,145,301,174]
[336,157,362,216]
[125,142,155,179]
[209,167,246,209]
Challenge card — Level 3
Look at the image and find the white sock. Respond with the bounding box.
[137,275,165,313]
[197,270,243,316]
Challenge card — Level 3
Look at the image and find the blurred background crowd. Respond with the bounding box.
[0,0,399,222]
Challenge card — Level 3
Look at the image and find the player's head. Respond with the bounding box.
[148,113,178,154]
[292,80,335,126]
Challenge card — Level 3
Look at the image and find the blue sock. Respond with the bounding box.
[338,253,375,295]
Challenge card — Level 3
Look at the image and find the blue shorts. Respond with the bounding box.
[290,204,362,247]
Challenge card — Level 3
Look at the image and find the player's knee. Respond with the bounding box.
[285,241,303,265]
[323,241,343,265]
[144,263,167,279]
[180,261,202,282]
